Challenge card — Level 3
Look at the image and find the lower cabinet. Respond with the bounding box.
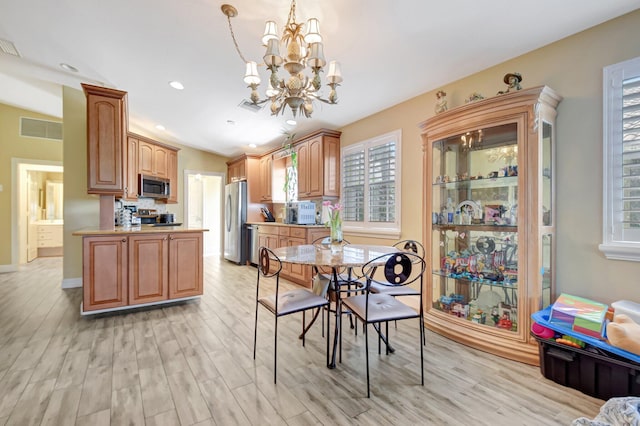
[257,225,328,287]
[83,236,129,311]
[82,232,203,312]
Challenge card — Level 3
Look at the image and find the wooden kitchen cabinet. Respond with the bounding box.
[82,83,128,195]
[79,230,204,314]
[167,150,178,203]
[259,154,273,202]
[82,235,128,311]
[124,135,139,200]
[128,234,169,305]
[139,139,169,178]
[295,129,341,199]
[227,156,247,183]
[168,232,203,298]
[256,224,329,287]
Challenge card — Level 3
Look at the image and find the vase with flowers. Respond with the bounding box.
[323,201,343,253]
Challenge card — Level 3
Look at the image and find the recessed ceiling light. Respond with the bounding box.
[286,119,297,126]
[169,81,184,90]
[226,120,235,125]
[249,143,257,148]
[59,63,78,72]
[155,125,166,131]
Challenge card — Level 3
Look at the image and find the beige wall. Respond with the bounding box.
[340,10,640,304]
[0,103,62,266]
[61,86,229,281]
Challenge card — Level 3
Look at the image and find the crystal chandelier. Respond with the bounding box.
[221,1,343,118]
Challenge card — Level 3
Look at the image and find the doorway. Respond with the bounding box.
[184,170,224,257]
[13,159,64,265]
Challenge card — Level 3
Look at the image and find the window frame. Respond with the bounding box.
[341,129,402,239]
[600,55,640,261]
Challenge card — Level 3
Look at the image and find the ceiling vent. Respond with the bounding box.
[238,99,264,113]
[20,117,63,141]
[0,39,20,57]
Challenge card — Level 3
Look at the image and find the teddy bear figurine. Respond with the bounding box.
[606,314,640,356]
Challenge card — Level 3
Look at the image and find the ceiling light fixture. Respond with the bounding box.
[221,1,343,119]
[169,81,184,90]
[155,124,166,131]
[286,119,297,126]
[249,143,257,148]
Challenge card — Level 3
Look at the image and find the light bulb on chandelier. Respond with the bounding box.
[221,1,343,118]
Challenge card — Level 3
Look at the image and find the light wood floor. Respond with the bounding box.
[0,256,603,426]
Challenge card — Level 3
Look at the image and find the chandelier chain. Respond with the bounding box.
[225,14,248,64]
[286,0,297,27]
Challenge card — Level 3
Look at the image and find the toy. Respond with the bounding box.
[607,314,640,356]
[531,322,555,339]
[555,335,585,349]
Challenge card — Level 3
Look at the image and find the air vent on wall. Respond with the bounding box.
[0,39,20,56]
[20,117,63,141]
[238,99,263,113]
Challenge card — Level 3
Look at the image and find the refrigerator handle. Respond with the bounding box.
[225,193,232,232]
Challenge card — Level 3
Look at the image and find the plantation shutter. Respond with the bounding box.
[622,76,640,235]
[342,150,365,221]
[368,141,396,222]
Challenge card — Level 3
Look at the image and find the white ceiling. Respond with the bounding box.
[1,0,639,158]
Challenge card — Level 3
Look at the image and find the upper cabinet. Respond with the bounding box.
[128,132,179,202]
[227,156,247,183]
[259,154,273,202]
[83,84,180,202]
[82,84,128,195]
[295,129,341,200]
[419,86,562,365]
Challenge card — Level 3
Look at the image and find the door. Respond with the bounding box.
[128,234,169,305]
[169,233,203,298]
[26,173,39,262]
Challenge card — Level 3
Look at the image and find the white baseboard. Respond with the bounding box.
[0,264,18,273]
[62,277,82,288]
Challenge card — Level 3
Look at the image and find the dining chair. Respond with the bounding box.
[369,239,426,345]
[253,246,330,383]
[342,251,426,397]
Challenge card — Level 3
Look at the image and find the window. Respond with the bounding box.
[341,130,401,238]
[600,56,640,261]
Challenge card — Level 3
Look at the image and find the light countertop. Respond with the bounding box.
[246,222,326,228]
[72,225,208,236]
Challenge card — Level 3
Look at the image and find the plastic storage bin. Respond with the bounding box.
[535,335,640,400]
[612,300,640,325]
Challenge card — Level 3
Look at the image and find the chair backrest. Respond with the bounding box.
[393,239,425,259]
[361,251,426,289]
[257,246,282,278]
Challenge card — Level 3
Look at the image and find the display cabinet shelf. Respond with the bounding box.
[420,86,562,365]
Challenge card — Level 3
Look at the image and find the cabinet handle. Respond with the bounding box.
[169,235,174,240]
[121,238,126,243]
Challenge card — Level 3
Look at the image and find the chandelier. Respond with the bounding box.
[221,0,343,118]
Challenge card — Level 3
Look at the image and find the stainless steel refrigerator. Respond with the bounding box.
[223,181,247,264]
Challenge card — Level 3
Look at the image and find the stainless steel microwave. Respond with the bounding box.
[138,174,170,198]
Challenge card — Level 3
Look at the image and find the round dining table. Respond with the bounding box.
[271,243,398,368]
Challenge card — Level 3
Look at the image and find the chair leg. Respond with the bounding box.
[274,316,278,384]
[385,321,390,355]
[253,302,259,360]
[419,316,424,386]
[326,303,330,367]
[365,321,370,398]
[302,311,306,347]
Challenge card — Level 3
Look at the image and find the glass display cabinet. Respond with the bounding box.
[419,86,562,364]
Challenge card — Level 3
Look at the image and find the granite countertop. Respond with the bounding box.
[246,221,326,228]
[72,225,208,236]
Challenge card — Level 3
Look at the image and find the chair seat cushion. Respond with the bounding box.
[259,289,328,316]
[342,294,418,323]
[369,282,419,296]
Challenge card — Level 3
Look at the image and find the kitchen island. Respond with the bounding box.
[73,225,207,314]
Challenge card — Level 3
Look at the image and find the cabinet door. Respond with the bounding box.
[139,141,154,176]
[322,136,341,197]
[307,137,324,197]
[83,236,128,311]
[128,234,169,305]
[296,141,310,198]
[125,136,139,200]
[84,88,126,194]
[154,146,168,177]
[167,150,178,203]
[285,237,309,285]
[168,233,203,298]
[259,155,272,201]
